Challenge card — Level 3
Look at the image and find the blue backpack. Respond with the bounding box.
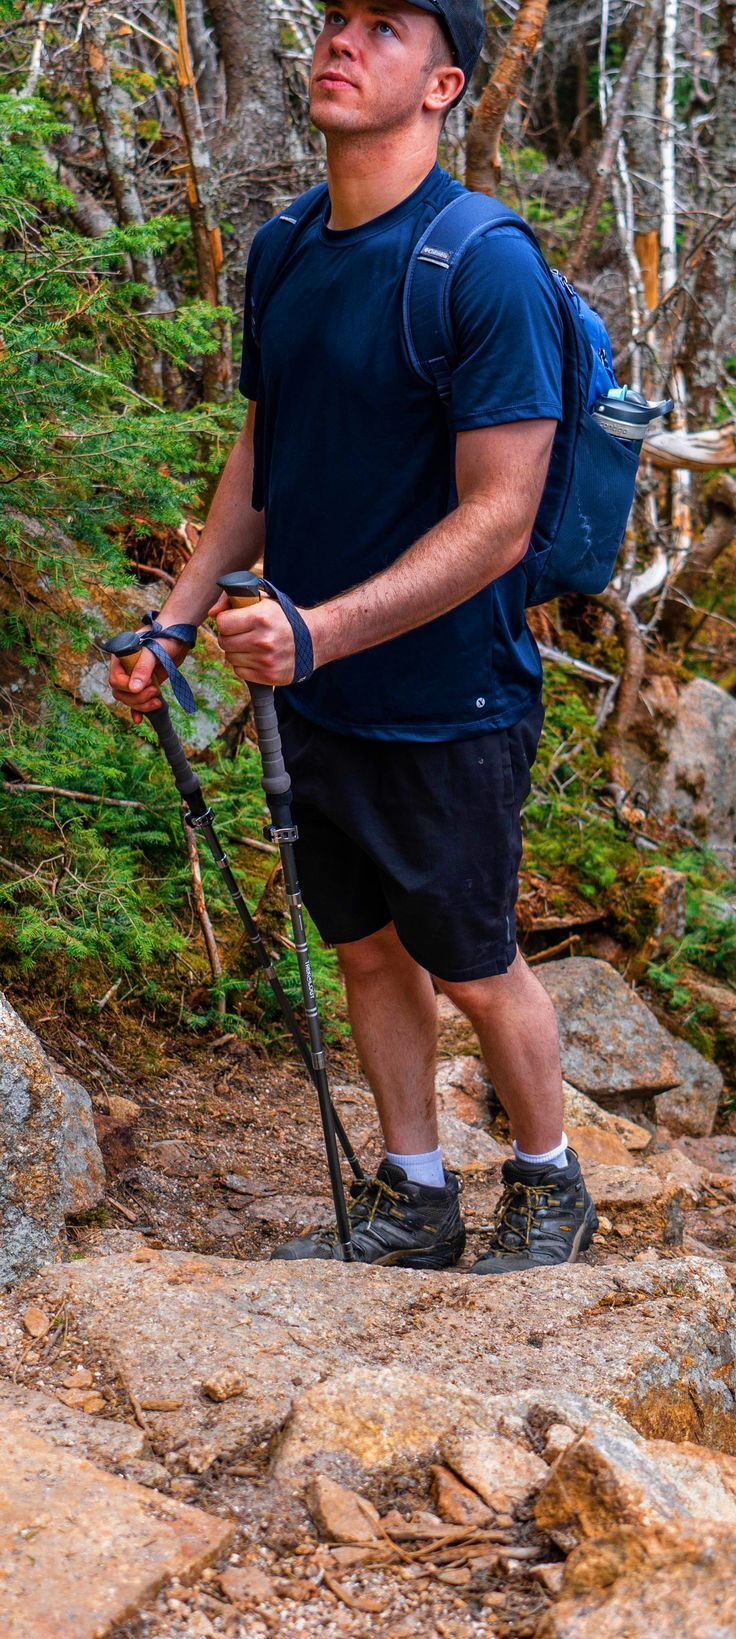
[248,183,641,607]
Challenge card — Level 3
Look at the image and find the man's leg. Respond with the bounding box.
[437,948,597,1274]
[336,922,439,1155]
[273,920,465,1266]
[437,946,564,1154]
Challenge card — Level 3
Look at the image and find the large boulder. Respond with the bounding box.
[20,1250,736,1473]
[624,677,736,869]
[0,995,104,1284]
[534,958,679,1099]
[0,1412,232,1639]
[537,1522,736,1638]
[654,1034,723,1137]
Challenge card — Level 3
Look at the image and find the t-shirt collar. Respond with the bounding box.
[319,162,443,244]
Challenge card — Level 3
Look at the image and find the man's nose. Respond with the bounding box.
[328,19,359,56]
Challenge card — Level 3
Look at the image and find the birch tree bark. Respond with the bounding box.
[567,0,664,281]
[83,6,170,400]
[681,0,736,424]
[658,0,692,555]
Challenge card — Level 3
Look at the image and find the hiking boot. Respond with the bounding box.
[272,1161,466,1269]
[469,1150,598,1275]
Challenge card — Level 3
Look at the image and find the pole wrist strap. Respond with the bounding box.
[261,580,314,684]
[140,611,198,715]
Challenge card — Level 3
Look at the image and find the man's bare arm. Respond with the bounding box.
[215,418,557,685]
[109,401,265,714]
[309,417,556,666]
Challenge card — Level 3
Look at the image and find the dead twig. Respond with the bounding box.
[130,560,175,587]
[2,780,148,810]
[182,801,226,1015]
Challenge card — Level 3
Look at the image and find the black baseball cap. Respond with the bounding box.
[408,0,485,99]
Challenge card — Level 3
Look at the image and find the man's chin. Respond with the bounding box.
[309,100,363,134]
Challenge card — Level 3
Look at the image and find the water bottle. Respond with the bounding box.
[592,386,674,452]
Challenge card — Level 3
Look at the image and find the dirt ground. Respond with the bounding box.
[8,996,736,1639]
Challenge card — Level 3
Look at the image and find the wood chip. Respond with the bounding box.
[62,1368,93,1389]
[322,1572,387,1613]
[139,1397,184,1412]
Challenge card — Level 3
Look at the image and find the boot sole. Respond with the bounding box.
[469,1205,599,1276]
[371,1227,467,1272]
[568,1208,599,1262]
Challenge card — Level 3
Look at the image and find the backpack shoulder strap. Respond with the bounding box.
[403,191,541,402]
[248,183,329,348]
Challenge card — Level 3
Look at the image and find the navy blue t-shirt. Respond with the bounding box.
[239,163,563,741]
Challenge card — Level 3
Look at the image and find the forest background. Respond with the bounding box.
[0,0,734,1094]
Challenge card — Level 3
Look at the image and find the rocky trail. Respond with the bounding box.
[3,957,736,1638]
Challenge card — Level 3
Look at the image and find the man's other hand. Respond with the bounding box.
[211,593,298,686]
[108,635,192,724]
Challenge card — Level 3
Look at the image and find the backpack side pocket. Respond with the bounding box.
[524,408,639,606]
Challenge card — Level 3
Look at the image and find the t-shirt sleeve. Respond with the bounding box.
[237,217,281,401]
[448,227,564,432]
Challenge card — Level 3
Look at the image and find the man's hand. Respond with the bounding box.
[108,635,192,724]
[210,593,298,686]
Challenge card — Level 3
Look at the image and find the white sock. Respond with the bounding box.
[513,1133,569,1170]
[386,1146,445,1189]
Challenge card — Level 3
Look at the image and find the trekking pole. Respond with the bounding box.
[101,627,364,1208]
[216,571,356,1259]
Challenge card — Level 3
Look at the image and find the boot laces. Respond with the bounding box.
[484,1178,548,1254]
[311,1173,406,1247]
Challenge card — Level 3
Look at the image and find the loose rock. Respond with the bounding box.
[22,1304,50,1338]
[534,959,680,1097]
[582,1161,688,1244]
[201,1368,246,1403]
[441,1432,548,1513]
[220,1565,276,1606]
[307,1475,380,1543]
[430,1463,494,1526]
[537,1522,736,1638]
[535,1420,736,1551]
[562,1083,651,1150]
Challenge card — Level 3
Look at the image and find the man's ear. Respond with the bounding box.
[423,65,465,114]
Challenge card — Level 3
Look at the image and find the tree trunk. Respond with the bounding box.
[681,0,736,424]
[83,6,169,400]
[658,475,736,643]
[207,0,307,278]
[184,0,223,123]
[567,0,664,280]
[172,0,232,402]
[466,0,548,194]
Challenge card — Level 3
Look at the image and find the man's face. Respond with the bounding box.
[309,1,456,136]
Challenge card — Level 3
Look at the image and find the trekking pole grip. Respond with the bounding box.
[101,632,199,798]
[216,573,291,802]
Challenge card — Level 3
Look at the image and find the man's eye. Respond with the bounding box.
[325,10,345,23]
[376,19,396,32]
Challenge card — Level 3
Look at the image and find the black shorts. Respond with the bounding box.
[277,697,545,984]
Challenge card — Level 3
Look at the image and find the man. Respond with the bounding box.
[109,0,598,1273]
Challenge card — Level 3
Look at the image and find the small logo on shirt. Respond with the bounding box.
[476,697,486,709]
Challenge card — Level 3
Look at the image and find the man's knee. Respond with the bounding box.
[336,921,404,981]
[436,948,526,1023]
